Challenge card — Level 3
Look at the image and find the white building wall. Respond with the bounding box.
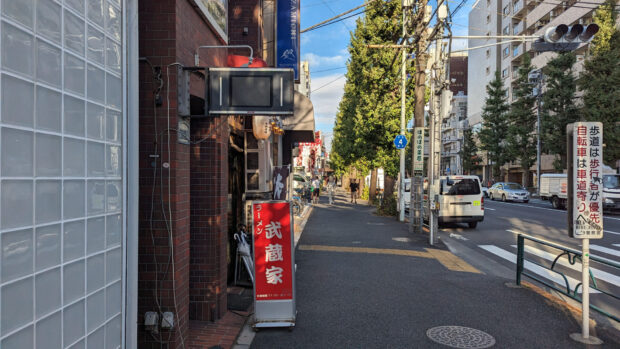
[0,0,127,347]
[467,0,502,127]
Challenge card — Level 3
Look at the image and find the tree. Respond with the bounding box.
[459,128,482,175]
[579,0,620,166]
[506,54,537,187]
[332,0,415,185]
[478,71,510,181]
[541,52,578,171]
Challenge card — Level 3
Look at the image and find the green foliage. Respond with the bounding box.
[590,0,618,55]
[506,54,537,186]
[541,52,578,171]
[376,193,398,216]
[579,1,620,166]
[478,71,510,180]
[360,186,369,200]
[331,0,415,177]
[460,128,482,175]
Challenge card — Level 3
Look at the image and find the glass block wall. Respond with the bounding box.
[0,0,125,348]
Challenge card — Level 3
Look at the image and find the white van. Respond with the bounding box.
[426,175,485,228]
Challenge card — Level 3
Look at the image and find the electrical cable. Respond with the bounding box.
[311,74,347,92]
[140,57,167,345]
[303,9,368,32]
[301,0,380,33]
[165,62,187,349]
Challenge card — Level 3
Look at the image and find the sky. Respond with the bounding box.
[299,0,473,152]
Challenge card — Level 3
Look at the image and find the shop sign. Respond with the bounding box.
[252,201,296,328]
[273,167,290,200]
[276,0,300,80]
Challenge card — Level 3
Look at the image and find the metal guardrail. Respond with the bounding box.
[516,234,620,322]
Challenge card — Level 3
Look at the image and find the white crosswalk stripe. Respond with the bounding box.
[510,245,620,287]
[479,245,599,294]
[588,244,620,259]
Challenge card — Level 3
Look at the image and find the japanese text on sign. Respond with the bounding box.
[413,127,425,172]
[572,122,603,239]
[253,202,294,300]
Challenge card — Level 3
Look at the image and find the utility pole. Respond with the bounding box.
[399,0,412,222]
[536,73,543,195]
[410,1,430,234]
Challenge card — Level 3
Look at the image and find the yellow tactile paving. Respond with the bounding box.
[299,244,430,258]
[424,248,482,274]
[298,244,481,274]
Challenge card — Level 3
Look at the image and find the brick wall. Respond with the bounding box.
[229,0,264,58]
[138,0,228,348]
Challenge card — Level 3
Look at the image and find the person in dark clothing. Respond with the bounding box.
[349,179,359,204]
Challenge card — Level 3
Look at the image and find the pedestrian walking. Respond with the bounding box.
[349,179,358,204]
[328,176,336,205]
[312,176,321,204]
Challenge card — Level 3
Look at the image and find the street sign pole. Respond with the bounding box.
[399,5,407,222]
[567,122,604,345]
[581,238,590,339]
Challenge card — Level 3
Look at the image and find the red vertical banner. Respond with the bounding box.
[252,202,293,300]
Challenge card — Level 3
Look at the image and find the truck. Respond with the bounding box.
[539,166,620,211]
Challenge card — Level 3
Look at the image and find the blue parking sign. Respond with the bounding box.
[394,135,407,149]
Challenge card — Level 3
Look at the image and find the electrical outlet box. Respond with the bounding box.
[145,312,159,333]
[162,312,174,329]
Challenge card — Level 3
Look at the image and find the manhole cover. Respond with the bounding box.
[426,326,495,348]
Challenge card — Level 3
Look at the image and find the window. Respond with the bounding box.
[513,1,521,13]
[503,46,510,57]
[503,26,510,35]
[513,24,520,35]
[502,68,509,78]
[486,15,491,23]
[503,5,510,16]
[192,0,228,40]
[441,179,481,195]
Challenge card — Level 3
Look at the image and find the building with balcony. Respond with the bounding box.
[468,0,611,185]
[441,92,468,175]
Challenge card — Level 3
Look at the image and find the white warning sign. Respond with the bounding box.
[572,122,603,239]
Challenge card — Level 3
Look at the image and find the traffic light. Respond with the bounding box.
[543,24,599,43]
[533,24,599,52]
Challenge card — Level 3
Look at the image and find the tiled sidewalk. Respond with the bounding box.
[187,310,250,349]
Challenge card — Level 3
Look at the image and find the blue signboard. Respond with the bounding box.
[394,135,407,149]
[276,0,300,81]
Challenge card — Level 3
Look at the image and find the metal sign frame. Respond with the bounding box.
[206,68,295,115]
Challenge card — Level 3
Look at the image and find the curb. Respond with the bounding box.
[520,281,620,345]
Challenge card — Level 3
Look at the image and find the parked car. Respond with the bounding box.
[488,182,529,203]
[425,176,485,229]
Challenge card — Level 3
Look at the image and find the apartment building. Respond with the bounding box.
[468,0,609,184]
[295,61,312,98]
[441,92,468,175]
[441,52,469,175]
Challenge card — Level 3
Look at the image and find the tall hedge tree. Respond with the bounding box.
[579,0,620,166]
[459,128,482,175]
[540,52,578,171]
[478,71,510,181]
[332,0,415,179]
[506,54,537,187]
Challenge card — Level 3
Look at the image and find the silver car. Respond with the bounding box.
[488,182,529,203]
